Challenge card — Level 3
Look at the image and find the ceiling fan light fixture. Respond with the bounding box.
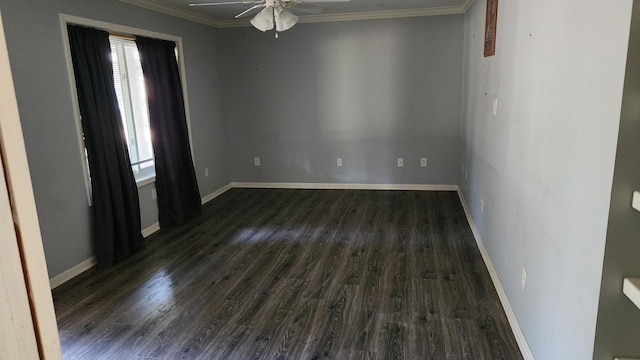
[250,7,274,31]
[275,7,298,32]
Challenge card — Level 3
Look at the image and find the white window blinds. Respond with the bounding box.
[109,36,155,182]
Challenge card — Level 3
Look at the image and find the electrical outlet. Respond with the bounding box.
[397,158,404,167]
[521,267,527,290]
[337,158,342,167]
[254,157,261,166]
[480,198,484,213]
[151,188,157,200]
[205,168,209,177]
[492,98,498,115]
[420,158,428,167]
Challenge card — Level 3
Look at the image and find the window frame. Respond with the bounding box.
[60,14,194,205]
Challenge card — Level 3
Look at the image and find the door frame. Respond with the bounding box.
[0,9,62,360]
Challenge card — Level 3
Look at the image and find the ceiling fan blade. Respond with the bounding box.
[235,3,265,18]
[189,1,261,6]
[288,3,325,15]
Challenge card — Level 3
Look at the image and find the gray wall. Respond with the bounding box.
[593,2,640,358]
[220,16,463,185]
[460,0,632,359]
[138,183,159,230]
[0,0,229,278]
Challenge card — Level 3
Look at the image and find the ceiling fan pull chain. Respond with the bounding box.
[275,31,279,38]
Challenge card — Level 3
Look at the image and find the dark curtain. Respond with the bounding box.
[68,25,143,268]
[135,36,201,228]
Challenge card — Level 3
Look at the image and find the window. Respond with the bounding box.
[109,36,155,183]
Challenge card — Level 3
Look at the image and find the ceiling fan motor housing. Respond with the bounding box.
[266,0,280,7]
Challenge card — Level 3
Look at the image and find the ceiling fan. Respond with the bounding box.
[189,0,350,36]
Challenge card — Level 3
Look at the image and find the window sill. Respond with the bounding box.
[136,176,156,188]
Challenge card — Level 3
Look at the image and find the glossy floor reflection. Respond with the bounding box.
[53,189,523,360]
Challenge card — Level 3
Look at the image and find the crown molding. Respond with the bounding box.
[120,0,475,28]
[298,0,475,26]
[119,0,225,27]
[460,0,475,12]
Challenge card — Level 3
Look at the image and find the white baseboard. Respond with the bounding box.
[142,182,234,237]
[50,221,161,289]
[49,183,233,289]
[49,256,97,289]
[142,222,160,238]
[456,188,535,360]
[143,183,232,238]
[201,183,233,205]
[230,182,458,191]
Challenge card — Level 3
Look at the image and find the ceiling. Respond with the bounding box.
[119,0,475,27]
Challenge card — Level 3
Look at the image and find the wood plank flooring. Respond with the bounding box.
[52,189,523,360]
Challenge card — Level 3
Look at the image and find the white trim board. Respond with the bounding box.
[142,222,161,238]
[456,189,535,360]
[230,182,458,191]
[2,12,63,355]
[202,183,233,205]
[49,222,159,289]
[49,257,97,289]
[48,183,232,289]
[140,183,234,238]
[119,0,475,28]
[60,14,184,42]
[623,277,640,310]
[120,0,222,27]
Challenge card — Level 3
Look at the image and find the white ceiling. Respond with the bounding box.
[120,0,474,27]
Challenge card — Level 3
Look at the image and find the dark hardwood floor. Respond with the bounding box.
[53,189,523,360]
